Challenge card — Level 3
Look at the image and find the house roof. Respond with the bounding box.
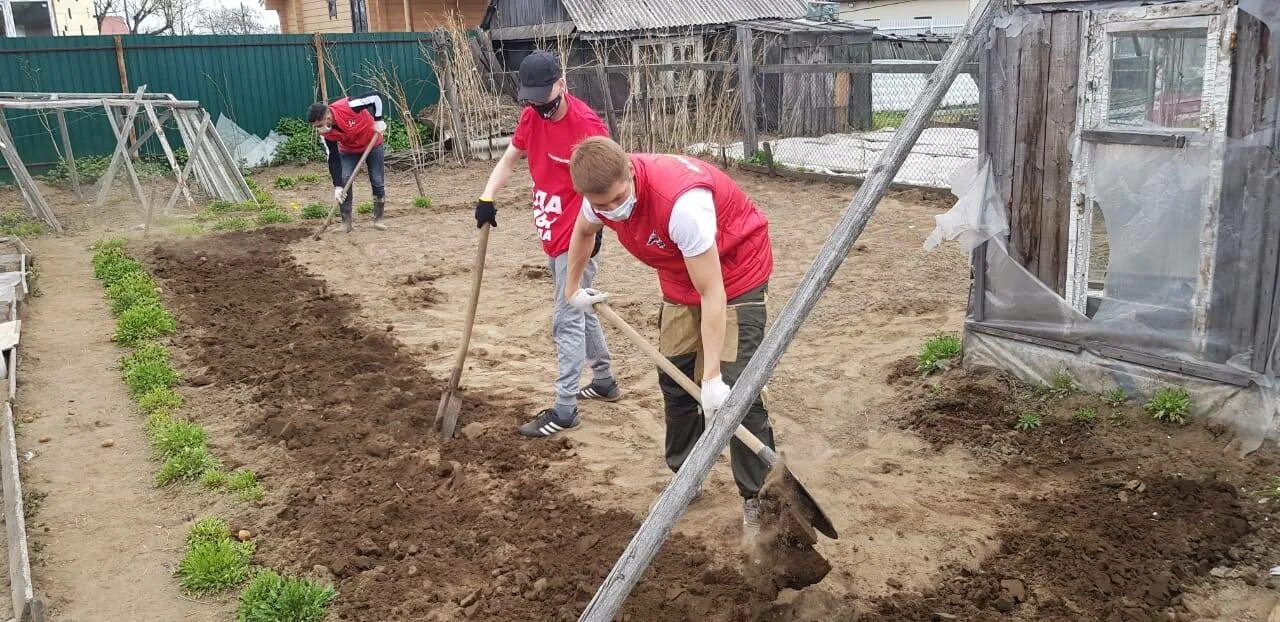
[98,15,129,35]
[559,0,811,34]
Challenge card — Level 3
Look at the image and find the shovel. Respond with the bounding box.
[435,224,491,440]
[312,132,380,240]
[594,302,838,541]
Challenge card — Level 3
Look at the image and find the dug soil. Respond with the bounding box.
[143,228,792,621]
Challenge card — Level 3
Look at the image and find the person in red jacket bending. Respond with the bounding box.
[307,91,388,233]
[562,136,776,543]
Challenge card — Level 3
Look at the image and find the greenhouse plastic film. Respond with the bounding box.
[924,155,1008,253]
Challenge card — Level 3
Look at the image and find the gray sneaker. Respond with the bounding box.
[743,497,762,545]
[518,408,579,438]
[578,378,621,402]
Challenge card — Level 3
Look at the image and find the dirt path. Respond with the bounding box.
[16,235,229,621]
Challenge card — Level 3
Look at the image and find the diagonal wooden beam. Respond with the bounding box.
[127,107,173,158]
[0,111,62,233]
[143,102,192,210]
[94,86,148,210]
[151,114,211,236]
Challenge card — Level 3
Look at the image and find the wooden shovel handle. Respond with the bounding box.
[450,224,490,372]
[593,302,772,459]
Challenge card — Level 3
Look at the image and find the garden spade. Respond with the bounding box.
[312,132,380,240]
[594,302,838,541]
[435,224,491,440]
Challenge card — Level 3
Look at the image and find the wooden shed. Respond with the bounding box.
[954,0,1280,448]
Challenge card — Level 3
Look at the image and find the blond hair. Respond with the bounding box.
[571,136,629,195]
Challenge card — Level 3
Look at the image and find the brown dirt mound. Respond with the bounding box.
[145,228,794,621]
[518,263,552,280]
[868,366,1280,621]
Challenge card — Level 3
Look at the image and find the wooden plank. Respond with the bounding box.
[754,62,980,75]
[105,103,155,220]
[966,321,1083,353]
[1039,12,1082,295]
[736,26,758,159]
[126,108,172,158]
[434,30,468,160]
[143,103,192,210]
[1087,342,1253,387]
[1,402,35,616]
[1079,129,1188,148]
[1008,18,1050,279]
[53,105,80,199]
[990,16,1021,211]
[594,64,619,139]
[200,111,255,202]
[578,4,1000,619]
[160,115,211,224]
[0,112,62,232]
[737,162,954,196]
[94,88,149,210]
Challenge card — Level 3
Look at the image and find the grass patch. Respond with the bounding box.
[356,201,373,215]
[1073,406,1098,423]
[245,178,274,207]
[256,208,293,226]
[105,271,160,316]
[144,410,175,439]
[92,248,144,286]
[151,419,206,458]
[1145,387,1191,424]
[90,237,127,252]
[156,445,220,487]
[412,196,432,209]
[188,516,231,546]
[121,343,178,397]
[1103,387,1127,407]
[300,203,329,220]
[115,302,177,345]
[297,172,323,183]
[0,211,45,237]
[917,334,961,375]
[872,110,908,130]
[273,176,297,190]
[201,469,228,490]
[226,469,264,501]
[1014,412,1042,432]
[136,387,183,414]
[213,218,252,232]
[179,536,255,595]
[237,569,336,622]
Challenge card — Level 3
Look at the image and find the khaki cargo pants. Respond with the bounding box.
[657,284,774,499]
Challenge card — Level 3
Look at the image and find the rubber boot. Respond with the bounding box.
[372,198,387,230]
[341,214,353,233]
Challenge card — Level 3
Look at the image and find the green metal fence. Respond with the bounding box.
[0,33,441,177]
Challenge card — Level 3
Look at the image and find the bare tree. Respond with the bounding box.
[93,0,201,35]
[194,3,274,35]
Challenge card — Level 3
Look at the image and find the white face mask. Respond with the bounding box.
[597,193,637,221]
[316,124,332,134]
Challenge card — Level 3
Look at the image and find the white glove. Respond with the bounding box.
[374,120,388,134]
[700,375,731,422]
[568,288,609,313]
[333,187,344,202]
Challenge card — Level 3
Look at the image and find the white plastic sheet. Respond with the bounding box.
[925,155,1008,252]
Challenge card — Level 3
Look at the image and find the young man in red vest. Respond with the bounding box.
[562,136,776,540]
[307,92,387,233]
[476,52,621,437]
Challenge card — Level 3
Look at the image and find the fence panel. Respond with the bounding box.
[0,33,440,177]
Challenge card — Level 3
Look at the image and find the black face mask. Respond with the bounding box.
[530,94,563,119]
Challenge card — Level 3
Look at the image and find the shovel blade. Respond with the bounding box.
[761,460,839,541]
[435,386,463,441]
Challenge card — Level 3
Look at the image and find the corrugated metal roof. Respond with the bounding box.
[559,0,811,34]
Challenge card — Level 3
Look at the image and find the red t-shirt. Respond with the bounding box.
[511,93,609,257]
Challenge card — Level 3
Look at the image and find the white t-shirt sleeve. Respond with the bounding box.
[580,197,602,225]
[668,187,716,257]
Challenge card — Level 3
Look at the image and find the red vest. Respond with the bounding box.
[598,155,772,305]
[320,97,383,154]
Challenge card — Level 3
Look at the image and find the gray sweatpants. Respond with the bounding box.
[549,253,614,409]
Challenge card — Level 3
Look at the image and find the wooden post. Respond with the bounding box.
[402,0,411,31]
[762,141,776,175]
[576,2,999,619]
[639,68,653,153]
[53,102,81,199]
[113,35,137,146]
[736,25,758,159]
[314,33,329,102]
[435,30,468,160]
[594,64,619,139]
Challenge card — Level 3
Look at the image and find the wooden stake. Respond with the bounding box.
[50,96,81,200]
[736,26,758,159]
[577,2,999,619]
[314,33,328,102]
[594,64,619,139]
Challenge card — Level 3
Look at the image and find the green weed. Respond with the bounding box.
[90,237,127,252]
[356,201,373,215]
[0,211,44,238]
[1259,476,1280,501]
[226,469,264,502]
[151,419,206,458]
[121,344,178,397]
[136,387,184,414]
[1073,406,1098,423]
[201,469,228,490]
[413,196,432,209]
[297,172,323,183]
[92,248,144,286]
[105,271,159,316]
[272,118,325,165]
[1014,412,1042,432]
[1103,387,1128,407]
[256,208,293,225]
[917,334,961,375]
[237,569,336,622]
[1043,370,1077,398]
[144,410,175,439]
[273,176,297,190]
[1109,410,1127,426]
[1145,387,1191,424]
[155,445,220,487]
[187,516,231,546]
[114,303,177,345]
[213,218,252,232]
[300,203,329,220]
[179,536,255,595]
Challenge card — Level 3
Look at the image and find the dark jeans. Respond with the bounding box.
[339,144,385,219]
[657,284,774,499]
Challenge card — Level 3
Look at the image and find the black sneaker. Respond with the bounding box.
[518,408,579,438]
[578,378,621,402]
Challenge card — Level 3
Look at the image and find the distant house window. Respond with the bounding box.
[350,0,368,31]
[328,0,338,19]
[632,36,705,97]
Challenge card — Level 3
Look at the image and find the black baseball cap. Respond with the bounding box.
[517,52,562,103]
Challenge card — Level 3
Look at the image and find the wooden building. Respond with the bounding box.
[267,0,488,34]
[957,0,1280,448]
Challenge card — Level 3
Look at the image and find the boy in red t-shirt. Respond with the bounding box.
[476,51,621,437]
